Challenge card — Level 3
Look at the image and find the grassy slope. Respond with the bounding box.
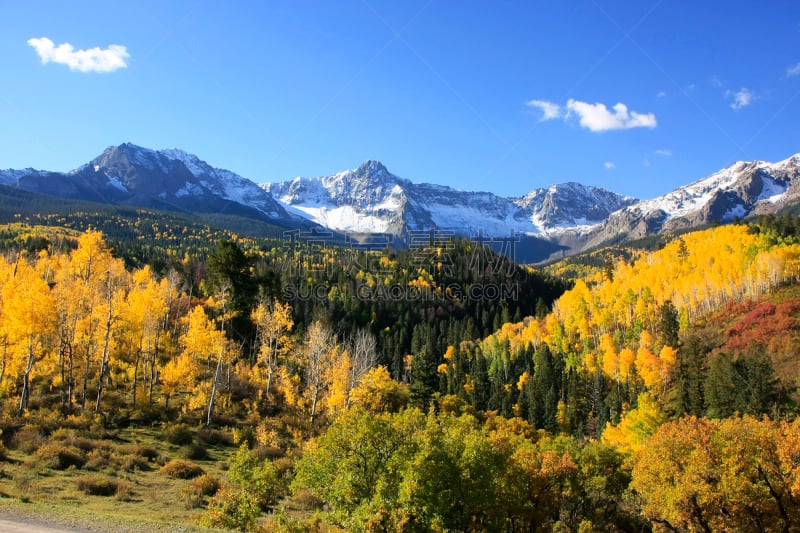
[0,426,234,532]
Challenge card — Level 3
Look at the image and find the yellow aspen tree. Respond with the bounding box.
[599,333,619,381]
[251,299,293,399]
[344,328,378,408]
[324,347,351,414]
[601,393,667,455]
[348,365,409,413]
[3,258,56,414]
[658,345,678,394]
[180,304,228,425]
[63,230,118,409]
[160,353,200,409]
[618,348,636,382]
[94,256,129,413]
[635,346,659,390]
[0,255,17,392]
[302,321,336,423]
[120,266,172,406]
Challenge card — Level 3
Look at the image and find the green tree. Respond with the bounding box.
[293,408,424,530]
[228,444,281,510]
[672,335,706,416]
[409,325,438,408]
[660,300,680,349]
[531,344,558,432]
[704,352,737,418]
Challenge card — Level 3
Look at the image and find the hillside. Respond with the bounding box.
[0,217,798,530]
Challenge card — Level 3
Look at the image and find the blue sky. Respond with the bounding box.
[2,1,800,200]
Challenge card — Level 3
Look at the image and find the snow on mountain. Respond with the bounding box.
[0,168,47,186]
[514,182,637,233]
[4,143,800,261]
[1,143,301,225]
[585,153,800,247]
[263,162,636,238]
[77,144,290,219]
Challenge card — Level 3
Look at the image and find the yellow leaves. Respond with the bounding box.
[181,305,226,360]
[161,354,200,397]
[638,330,654,351]
[583,352,598,374]
[602,393,667,455]
[325,350,352,414]
[599,333,618,380]
[617,348,635,382]
[251,299,294,370]
[3,258,56,343]
[635,347,659,389]
[631,415,800,532]
[69,229,113,282]
[516,371,529,391]
[348,366,409,413]
[443,345,455,361]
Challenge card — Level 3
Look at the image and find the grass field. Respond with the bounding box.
[0,424,241,532]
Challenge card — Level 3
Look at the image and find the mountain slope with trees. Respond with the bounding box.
[0,217,799,530]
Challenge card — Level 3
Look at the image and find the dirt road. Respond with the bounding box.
[0,515,88,532]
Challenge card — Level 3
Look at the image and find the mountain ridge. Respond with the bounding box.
[262,160,636,238]
[2,143,800,262]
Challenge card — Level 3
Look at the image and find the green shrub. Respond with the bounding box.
[115,481,134,501]
[182,474,221,509]
[190,473,221,497]
[179,442,209,461]
[77,475,118,496]
[159,459,205,479]
[197,427,233,447]
[35,442,86,470]
[121,453,151,472]
[84,448,113,471]
[202,487,260,532]
[229,444,282,510]
[128,444,159,462]
[11,425,46,453]
[163,423,194,446]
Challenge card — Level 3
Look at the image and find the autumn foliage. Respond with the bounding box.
[2,220,800,531]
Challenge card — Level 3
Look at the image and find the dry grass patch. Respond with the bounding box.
[159,458,205,479]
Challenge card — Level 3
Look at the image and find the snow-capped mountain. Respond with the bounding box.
[514,182,637,234]
[263,161,634,238]
[0,168,48,186]
[584,153,800,247]
[3,143,800,262]
[1,143,297,224]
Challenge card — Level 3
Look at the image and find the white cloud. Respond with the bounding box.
[604,161,615,169]
[27,37,129,73]
[710,76,723,88]
[565,99,657,132]
[526,99,562,121]
[656,90,666,98]
[787,62,800,77]
[727,87,753,110]
[655,148,672,157]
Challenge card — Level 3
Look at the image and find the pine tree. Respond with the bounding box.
[531,345,558,432]
[672,335,706,416]
[409,324,438,407]
[704,352,737,418]
[660,300,680,349]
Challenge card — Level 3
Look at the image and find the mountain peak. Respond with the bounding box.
[356,160,389,174]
